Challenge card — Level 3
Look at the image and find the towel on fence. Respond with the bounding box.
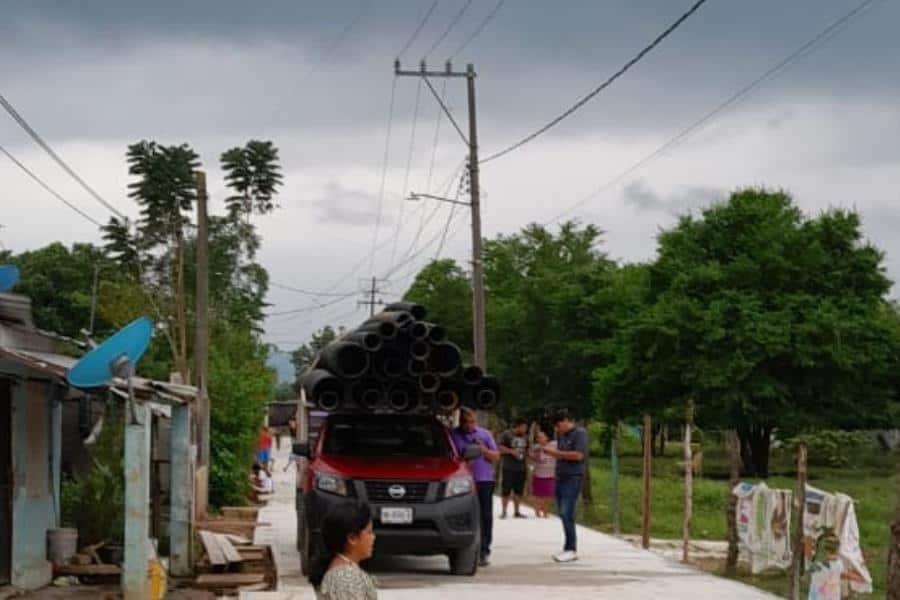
[733,482,793,574]
[803,485,872,595]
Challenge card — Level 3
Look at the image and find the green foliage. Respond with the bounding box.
[221,140,284,223]
[787,430,875,468]
[60,403,125,545]
[594,188,900,476]
[9,242,114,338]
[208,327,274,508]
[404,259,473,355]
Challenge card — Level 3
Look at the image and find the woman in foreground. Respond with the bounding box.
[309,500,378,599]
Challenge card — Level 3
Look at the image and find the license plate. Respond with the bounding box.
[380,507,413,524]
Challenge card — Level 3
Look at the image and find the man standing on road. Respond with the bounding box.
[498,418,529,519]
[450,407,500,567]
[539,409,588,563]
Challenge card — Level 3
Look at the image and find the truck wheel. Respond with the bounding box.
[448,541,480,576]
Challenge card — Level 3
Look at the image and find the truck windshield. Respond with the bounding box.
[322,415,451,457]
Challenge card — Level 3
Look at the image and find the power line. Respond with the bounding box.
[0,92,126,219]
[546,0,882,224]
[270,281,357,297]
[397,0,440,58]
[0,143,103,227]
[424,0,474,59]
[451,0,506,58]
[303,0,372,81]
[369,77,398,275]
[480,0,710,164]
[266,291,358,317]
[389,78,424,269]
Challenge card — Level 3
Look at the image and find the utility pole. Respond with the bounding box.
[194,171,210,519]
[359,277,387,316]
[396,60,487,370]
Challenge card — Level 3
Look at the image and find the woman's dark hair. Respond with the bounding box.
[308,500,372,588]
[513,417,528,427]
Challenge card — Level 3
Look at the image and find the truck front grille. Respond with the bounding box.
[364,480,430,503]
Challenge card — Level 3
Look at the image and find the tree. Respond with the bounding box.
[292,326,342,384]
[599,189,899,477]
[404,259,473,354]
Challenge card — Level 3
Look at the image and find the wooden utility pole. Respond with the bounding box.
[682,399,694,563]
[195,171,211,518]
[396,60,486,371]
[789,443,807,600]
[642,413,653,549]
[610,421,620,535]
[358,277,386,316]
[725,430,741,575]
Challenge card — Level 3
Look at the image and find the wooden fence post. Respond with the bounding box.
[611,421,620,535]
[725,430,741,575]
[642,413,653,550]
[682,399,694,563]
[789,443,807,600]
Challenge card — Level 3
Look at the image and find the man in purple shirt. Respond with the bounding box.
[450,407,500,566]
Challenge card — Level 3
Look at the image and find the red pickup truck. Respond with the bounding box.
[294,411,482,576]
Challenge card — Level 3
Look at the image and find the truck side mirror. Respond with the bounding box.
[292,442,310,458]
[462,445,482,461]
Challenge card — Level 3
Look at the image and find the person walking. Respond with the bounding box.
[256,425,274,474]
[539,409,588,563]
[529,427,557,518]
[308,500,378,599]
[498,418,529,519]
[450,407,500,567]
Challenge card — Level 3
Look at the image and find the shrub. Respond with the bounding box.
[787,430,874,468]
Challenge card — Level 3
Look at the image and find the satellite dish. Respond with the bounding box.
[0,265,20,292]
[68,317,153,388]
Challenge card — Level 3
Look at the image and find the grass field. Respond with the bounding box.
[573,434,898,599]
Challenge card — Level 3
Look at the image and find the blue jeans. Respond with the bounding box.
[555,476,582,552]
[476,482,494,557]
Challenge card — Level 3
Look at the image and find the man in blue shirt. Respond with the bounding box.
[539,409,588,563]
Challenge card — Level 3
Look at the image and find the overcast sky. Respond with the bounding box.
[2,0,899,350]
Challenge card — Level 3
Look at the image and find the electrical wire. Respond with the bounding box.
[303,0,373,81]
[369,76,398,275]
[546,0,883,224]
[450,0,506,58]
[480,0,710,164]
[270,281,357,297]
[0,143,103,227]
[397,0,440,58]
[0,92,126,219]
[388,77,424,270]
[425,0,474,59]
[266,291,358,317]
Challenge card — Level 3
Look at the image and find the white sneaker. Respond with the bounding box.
[553,550,578,563]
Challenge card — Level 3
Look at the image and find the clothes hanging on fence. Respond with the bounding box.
[732,481,793,574]
[803,485,873,596]
[808,558,843,600]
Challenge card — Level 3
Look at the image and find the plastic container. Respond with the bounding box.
[47,528,78,564]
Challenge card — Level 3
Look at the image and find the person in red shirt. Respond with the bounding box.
[257,425,274,474]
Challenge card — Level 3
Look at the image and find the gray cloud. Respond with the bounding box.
[313,180,394,226]
[623,179,725,216]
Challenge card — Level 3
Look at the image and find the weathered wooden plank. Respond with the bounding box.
[199,530,227,566]
[55,564,122,576]
[223,533,252,546]
[215,533,243,564]
[193,573,266,587]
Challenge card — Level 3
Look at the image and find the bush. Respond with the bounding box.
[61,403,125,545]
[208,327,273,508]
[787,430,874,468]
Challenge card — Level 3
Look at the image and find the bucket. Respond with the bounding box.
[47,528,78,564]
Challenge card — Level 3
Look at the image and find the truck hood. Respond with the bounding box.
[316,454,463,481]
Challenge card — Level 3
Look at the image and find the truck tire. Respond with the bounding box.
[448,540,480,576]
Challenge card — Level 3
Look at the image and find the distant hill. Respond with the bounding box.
[267,349,295,384]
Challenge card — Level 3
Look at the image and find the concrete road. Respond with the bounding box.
[245,443,779,600]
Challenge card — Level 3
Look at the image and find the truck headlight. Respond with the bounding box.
[316,472,348,496]
[445,475,474,498]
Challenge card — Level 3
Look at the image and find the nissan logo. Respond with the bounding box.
[388,484,406,500]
